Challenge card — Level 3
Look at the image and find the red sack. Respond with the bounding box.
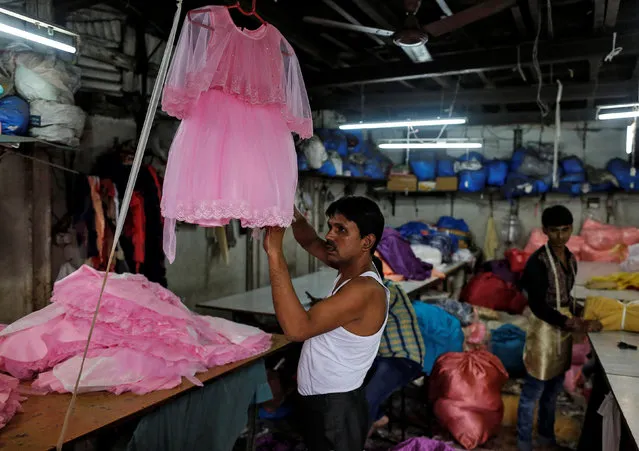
[505,249,530,273]
[460,273,527,314]
[524,229,584,259]
[581,243,627,263]
[581,218,623,250]
[429,351,508,450]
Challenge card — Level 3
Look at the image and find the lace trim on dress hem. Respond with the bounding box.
[161,202,293,228]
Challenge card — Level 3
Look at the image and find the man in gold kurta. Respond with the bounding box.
[516,206,602,451]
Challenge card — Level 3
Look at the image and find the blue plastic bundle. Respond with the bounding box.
[410,158,437,181]
[459,169,487,192]
[490,324,527,378]
[486,160,509,186]
[437,158,455,177]
[412,302,464,375]
[397,221,431,241]
[436,216,470,233]
[297,152,309,171]
[315,128,348,157]
[317,158,336,176]
[420,230,457,262]
[561,156,585,174]
[607,158,639,191]
[457,151,484,163]
[0,95,29,136]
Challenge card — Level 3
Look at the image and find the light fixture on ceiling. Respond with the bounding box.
[0,7,78,54]
[597,103,639,121]
[339,118,466,130]
[379,141,482,149]
[626,121,636,155]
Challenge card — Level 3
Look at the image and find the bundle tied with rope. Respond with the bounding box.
[54,1,183,449]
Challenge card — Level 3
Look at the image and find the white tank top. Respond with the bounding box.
[297,270,390,396]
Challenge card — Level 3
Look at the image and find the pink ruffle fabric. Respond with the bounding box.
[0,373,25,430]
[0,266,271,395]
[160,6,313,262]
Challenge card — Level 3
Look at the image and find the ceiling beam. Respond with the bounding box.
[528,0,539,32]
[604,0,621,29]
[593,0,606,31]
[511,5,527,36]
[477,71,495,88]
[311,81,636,110]
[350,0,393,29]
[307,32,639,88]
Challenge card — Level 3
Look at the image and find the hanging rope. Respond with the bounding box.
[604,32,623,62]
[55,1,183,449]
[553,79,563,188]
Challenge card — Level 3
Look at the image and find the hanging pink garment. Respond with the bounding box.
[160,6,313,262]
[0,266,271,394]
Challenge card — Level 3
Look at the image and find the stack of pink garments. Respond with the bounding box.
[0,373,25,429]
[0,265,271,395]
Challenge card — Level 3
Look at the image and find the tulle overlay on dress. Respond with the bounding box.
[0,266,271,395]
[160,6,312,262]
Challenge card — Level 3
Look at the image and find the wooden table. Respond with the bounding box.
[0,334,290,450]
[197,260,470,317]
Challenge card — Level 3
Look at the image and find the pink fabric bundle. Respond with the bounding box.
[564,338,591,394]
[579,219,639,263]
[524,229,584,259]
[0,373,25,429]
[0,266,271,395]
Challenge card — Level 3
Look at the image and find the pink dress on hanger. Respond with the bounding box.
[161,5,313,262]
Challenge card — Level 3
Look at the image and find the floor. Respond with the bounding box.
[248,378,587,451]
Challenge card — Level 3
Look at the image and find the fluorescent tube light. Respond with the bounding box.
[339,118,466,130]
[598,111,639,121]
[626,122,636,155]
[0,7,78,54]
[0,23,76,53]
[379,142,482,149]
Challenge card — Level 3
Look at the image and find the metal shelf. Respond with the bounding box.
[0,135,76,151]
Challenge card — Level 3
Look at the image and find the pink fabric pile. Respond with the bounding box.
[0,265,271,395]
[0,373,25,429]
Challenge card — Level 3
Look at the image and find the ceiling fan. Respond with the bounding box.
[303,0,516,63]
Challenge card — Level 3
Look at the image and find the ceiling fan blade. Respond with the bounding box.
[423,0,516,37]
[401,43,433,63]
[302,16,395,37]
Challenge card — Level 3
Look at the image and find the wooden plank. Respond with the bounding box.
[31,148,52,312]
[0,334,291,450]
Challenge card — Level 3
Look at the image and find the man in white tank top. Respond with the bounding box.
[263,196,389,451]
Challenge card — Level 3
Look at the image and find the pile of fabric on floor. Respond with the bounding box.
[0,266,271,396]
[0,373,25,430]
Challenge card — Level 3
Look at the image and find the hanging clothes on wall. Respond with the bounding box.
[160,5,313,262]
[72,151,167,286]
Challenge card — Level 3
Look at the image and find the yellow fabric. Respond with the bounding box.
[583,296,639,331]
[523,308,573,381]
[483,216,498,261]
[586,272,639,291]
[475,306,501,321]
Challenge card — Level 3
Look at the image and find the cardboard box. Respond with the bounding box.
[418,181,437,192]
[435,176,458,191]
[387,174,417,192]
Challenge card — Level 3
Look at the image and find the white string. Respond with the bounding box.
[516,45,527,83]
[553,79,563,188]
[54,1,183,449]
[604,32,623,62]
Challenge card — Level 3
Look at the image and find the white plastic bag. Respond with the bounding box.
[328,150,343,176]
[29,100,86,136]
[299,135,327,169]
[14,52,81,104]
[29,125,79,147]
[621,244,639,272]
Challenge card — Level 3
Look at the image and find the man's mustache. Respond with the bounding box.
[325,240,336,250]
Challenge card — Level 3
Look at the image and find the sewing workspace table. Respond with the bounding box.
[197,260,471,317]
[574,261,639,301]
[580,330,639,450]
[0,334,291,451]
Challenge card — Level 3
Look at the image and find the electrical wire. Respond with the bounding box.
[435,77,461,140]
[532,3,549,117]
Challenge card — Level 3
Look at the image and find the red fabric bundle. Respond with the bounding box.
[460,273,527,314]
[524,229,584,259]
[429,351,508,450]
[505,248,530,273]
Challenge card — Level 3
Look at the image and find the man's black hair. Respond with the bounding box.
[542,205,574,228]
[325,196,385,255]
